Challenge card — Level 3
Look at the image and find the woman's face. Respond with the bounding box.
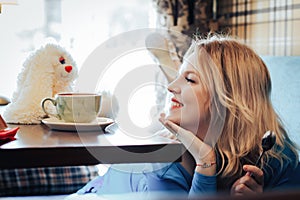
[166,54,211,139]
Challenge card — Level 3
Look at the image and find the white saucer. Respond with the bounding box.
[41,117,114,132]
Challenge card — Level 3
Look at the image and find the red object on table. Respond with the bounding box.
[0,127,19,140]
[0,115,19,141]
[0,114,8,130]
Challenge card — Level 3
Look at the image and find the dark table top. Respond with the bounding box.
[0,122,183,169]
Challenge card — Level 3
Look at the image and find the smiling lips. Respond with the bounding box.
[171,98,183,110]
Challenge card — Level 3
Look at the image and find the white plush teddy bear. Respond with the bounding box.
[3,44,78,124]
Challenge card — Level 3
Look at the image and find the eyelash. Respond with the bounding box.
[185,77,195,83]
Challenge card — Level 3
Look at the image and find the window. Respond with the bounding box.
[1,0,163,129]
[0,0,153,97]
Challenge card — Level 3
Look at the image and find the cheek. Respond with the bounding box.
[182,88,201,111]
[181,89,201,118]
[182,89,210,120]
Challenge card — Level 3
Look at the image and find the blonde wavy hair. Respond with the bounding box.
[185,34,299,187]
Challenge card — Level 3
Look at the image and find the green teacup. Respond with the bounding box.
[41,93,102,123]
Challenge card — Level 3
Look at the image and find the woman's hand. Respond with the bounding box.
[159,113,216,175]
[156,128,179,141]
[230,165,264,196]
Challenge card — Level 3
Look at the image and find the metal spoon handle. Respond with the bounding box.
[254,150,265,168]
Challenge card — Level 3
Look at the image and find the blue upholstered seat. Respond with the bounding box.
[262,56,300,188]
[262,56,300,153]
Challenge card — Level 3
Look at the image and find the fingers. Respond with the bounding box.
[159,113,214,163]
[230,165,264,196]
[159,113,193,140]
[231,182,256,196]
[243,165,264,186]
[159,113,194,145]
[231,178,257,196]
[159,113,180,135]
[163,120,181,136]
[156,129,178,141]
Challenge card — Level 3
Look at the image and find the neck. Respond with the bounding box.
[180,151,195,175]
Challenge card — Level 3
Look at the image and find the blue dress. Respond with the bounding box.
[77,146,299,197]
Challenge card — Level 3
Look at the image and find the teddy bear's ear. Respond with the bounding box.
[43,37,59,46]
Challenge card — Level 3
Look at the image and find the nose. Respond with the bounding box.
[167,79,180,94]
[65,65,72,73]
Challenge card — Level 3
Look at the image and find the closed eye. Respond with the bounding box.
[185,77,195,83]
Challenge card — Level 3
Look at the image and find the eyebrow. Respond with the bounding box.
[181,70,200,76]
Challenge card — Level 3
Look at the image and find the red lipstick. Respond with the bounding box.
[170,98,183,110]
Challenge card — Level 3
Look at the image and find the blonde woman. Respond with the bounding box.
[159,34,299,195]
[76,35,299,197]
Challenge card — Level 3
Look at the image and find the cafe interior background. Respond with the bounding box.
[0,0,300,198]
[0,0,300,162]
[1,0,299,143]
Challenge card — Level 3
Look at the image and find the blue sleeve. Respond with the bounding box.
[81,166,147,195]
[146,163,217,196]
[77,163,217,196]
[146,173,188,192]
[189,172,217,196]
[263,145,300,191]
[145,163,191,193]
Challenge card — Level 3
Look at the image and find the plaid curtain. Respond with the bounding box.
[152,0,213,59]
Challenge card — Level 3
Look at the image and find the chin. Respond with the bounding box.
[166,112,200,134]
[166,116,180,126]
[166,108,180,122]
